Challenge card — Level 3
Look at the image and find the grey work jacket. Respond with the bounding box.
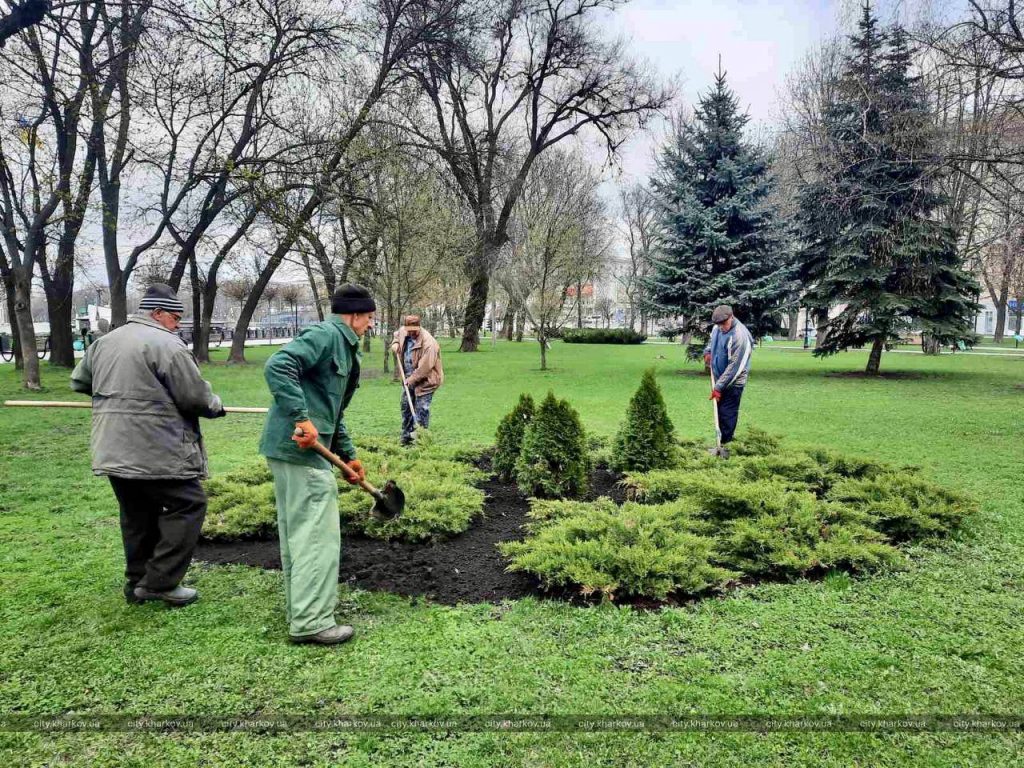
[70,314,223,479]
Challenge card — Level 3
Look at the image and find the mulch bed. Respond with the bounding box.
[194,466,627,606]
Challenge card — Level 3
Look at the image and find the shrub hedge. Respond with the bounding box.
[562,327,647,344]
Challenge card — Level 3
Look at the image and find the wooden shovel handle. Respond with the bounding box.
[299,431,380,496]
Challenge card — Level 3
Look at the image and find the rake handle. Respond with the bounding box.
[393,347,418,427]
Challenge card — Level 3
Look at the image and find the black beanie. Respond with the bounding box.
[139,283,184,314]
[331,283,376,314]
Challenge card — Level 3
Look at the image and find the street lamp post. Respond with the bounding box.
[803,309,811,350]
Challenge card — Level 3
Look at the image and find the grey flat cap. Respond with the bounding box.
[711,305,734,324]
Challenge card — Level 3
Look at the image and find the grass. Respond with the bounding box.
[1,338,1023,765]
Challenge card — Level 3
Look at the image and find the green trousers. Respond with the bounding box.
[267,459,340,637]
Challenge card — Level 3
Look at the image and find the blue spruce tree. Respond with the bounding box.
[647,65,792,339]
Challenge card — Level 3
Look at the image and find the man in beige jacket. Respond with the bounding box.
[390,315,444,444]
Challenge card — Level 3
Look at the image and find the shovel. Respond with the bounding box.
[394,347,419,436]
[295,428,405,520]
[709,367,725,458]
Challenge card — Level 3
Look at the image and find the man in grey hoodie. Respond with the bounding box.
[703,305,753,458]
[71,284,225,606]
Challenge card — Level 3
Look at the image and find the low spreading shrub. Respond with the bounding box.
[507,430,973,600]
[610,369,677,474]
[500,500,734,600]
[203,475,277,540]
[826,473,976,542]
[337,443,486,541]
[493,394,535,481]
[562,327,647,344]
[515,392,590,498]
[201,437,486,542]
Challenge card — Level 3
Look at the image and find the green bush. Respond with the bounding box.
[201,438,486,543]
[515,392,591,498]
[500,501,734,600]
[827,473,976,542]
[716,495,901,577]
[202,471,277,541]
[562,327,647,344]
[338,446,486,542]
[493,394,535,481]
[610,368,677,473]
[507,430,974,600]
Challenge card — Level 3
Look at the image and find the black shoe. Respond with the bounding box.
[133,585,199,606]
[289,625,355,645]
[124,582,144,605]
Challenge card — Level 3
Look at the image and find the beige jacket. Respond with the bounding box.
[391,327,444,396]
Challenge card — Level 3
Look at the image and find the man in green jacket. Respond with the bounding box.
[259,284,375,646]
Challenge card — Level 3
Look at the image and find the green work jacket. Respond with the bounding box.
[259,316,361,468]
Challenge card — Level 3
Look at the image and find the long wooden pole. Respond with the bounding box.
[4,400,268,413]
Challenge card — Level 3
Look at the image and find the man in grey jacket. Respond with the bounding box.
[71,284,225,606]
[703,305,753,458]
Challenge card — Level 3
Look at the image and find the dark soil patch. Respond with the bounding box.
[194,466,627,605]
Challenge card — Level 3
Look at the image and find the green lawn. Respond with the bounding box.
[1,339,1023,766]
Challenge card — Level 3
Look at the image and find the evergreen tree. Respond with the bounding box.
[795,2,979,374]
[611,369,677,474]
[647,66,792,339]
[516,392,590,499]
[493,394,536,481]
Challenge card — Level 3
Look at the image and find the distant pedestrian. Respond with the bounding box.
[70,284,225,607]
[703,305,753,458]
[390,315,444,445]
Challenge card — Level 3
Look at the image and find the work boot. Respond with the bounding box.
[133,585,199,607]
[124,582,145,605]
[289,625,355,646]
[719,446,731,460]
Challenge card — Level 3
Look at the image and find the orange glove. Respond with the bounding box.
[703,352,711,366]
[343,459,365,485]
[292,420,319,449]
[709,389,722,402]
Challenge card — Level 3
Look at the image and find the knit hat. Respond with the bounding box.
[331,283,376,314]
[139,283,184,314]
[404,314,421,329]
[711,304,734,324]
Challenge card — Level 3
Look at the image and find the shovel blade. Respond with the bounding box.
[371,479,405,520]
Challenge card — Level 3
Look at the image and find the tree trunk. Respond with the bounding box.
[39,241,76,368]
[865,336,885,375]
[993,296,1008,343]
[445,306,457,338]
[539,331,547,370]
[43,287,75,368]
[814,309,829,349]
[787,308,799,341]
[189,255,206,360]
[2,270,23,369]
[576,281,583,329]
[195,283,217,364]
[515,311,524,342]
[501,303,515,340]
[1016,304,1023,334]
[301,251,324,322]
[12,265,41,389]
[459,268,489,351]
[921,335,941,355]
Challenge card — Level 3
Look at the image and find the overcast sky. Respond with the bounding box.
[598,0,966,183]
